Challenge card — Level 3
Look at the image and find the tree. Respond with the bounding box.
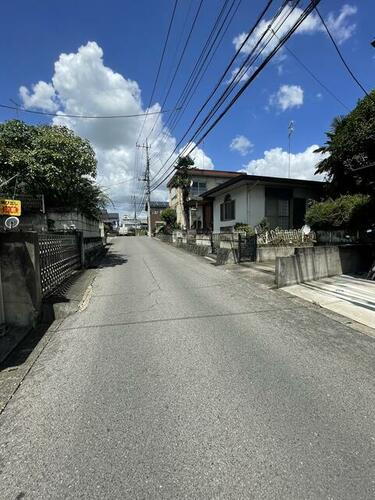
[315,90,375,197]
[305,194,372,230]
[170,155,194,229]
[0,120,108,218]
[160,207,177,228]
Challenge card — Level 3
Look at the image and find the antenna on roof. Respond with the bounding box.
[288,121,295,178]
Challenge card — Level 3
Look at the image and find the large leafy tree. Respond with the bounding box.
[315,90,375,197]
[0,120,108,218]
[170,155,194,229]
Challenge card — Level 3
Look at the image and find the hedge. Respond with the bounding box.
[305,194,373,230]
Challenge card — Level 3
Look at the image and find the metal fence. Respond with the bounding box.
[211,233,221,254]
[257,228,315,246]
[39,233,81,296]
[238,233,257,262]
[156,234,173,244]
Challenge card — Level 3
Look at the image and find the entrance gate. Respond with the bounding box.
[238,234,257,262]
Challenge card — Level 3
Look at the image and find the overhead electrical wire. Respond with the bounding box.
[149,0,241,158]
[132,0,179,211]
[150,0,300,188]
[152,0,234,141]
[135,0,179,144]
[270,28,350,111]
[315,6,373,100]
[146,0,204,140]
[149,0,280,186]
[161,0,242,141]
[150,0,322,192]
[0,103,173,119]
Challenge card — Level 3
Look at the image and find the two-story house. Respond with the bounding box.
[168,169,241,230]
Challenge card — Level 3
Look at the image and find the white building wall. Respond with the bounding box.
[248,184,265,227]
[212,185,248,232]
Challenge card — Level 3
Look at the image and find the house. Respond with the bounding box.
[168,169,241,230]
[101,210,120,232]
[145,201,169,233]
[119,215,146,235]
[201,173,324,232]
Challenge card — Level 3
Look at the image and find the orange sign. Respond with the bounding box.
[0,199,21,216]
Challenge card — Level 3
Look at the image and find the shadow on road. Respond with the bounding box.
[97,253,128,268]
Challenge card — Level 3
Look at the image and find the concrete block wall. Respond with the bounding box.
[0,232,42,329]
[196,234,211,246]
[275,245,373,288]
[257,246,296,262]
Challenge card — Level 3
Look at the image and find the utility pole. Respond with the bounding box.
[136,139,152,237]
[288,120,294,178]
[133,195,137,222]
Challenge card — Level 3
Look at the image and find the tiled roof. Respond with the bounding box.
[145,201,169,211]
[167,168,240,187]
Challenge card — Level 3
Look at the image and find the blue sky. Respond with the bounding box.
[0,1,374,214]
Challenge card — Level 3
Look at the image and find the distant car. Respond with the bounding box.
[124,227,135,236]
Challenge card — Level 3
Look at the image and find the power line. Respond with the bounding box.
[149,0,277,185]
[146,0,204,140]
[135,0,179,144]
[150,0,285,187]
[148,0,238,165]
[150,0,241,154]
[99,177,137,189]
[270,28,350,111]
[153,0,234,138]
[0,103,174,119]
[315,6,373,100]
[151,0,321,192]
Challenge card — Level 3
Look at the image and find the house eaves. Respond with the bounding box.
[201,174,325,198]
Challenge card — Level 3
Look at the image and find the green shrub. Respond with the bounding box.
[160,208,177,227]
[255,217,270,234]
[305,194,372,230]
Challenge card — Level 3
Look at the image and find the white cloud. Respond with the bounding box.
[326,4,357,45]
[241,145,328,180]
[19,41,214,214]
[19,81,58,112]
[232,6,322,58]
[269,84,304,111]
[230,135,253,156]
[180,142,214,170]
[226,65,254,84]
[232,3,356,60]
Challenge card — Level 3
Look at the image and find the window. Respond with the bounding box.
[265,188,291,229]
[190,181,207,196]
[220,194,235,221]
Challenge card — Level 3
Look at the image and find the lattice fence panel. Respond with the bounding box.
[39,233,81,296]
[257,228,316,246]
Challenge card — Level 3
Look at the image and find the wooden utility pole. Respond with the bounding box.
[136,140,152,237]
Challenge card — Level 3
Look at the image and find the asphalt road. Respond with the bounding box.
[1,237,375,499]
